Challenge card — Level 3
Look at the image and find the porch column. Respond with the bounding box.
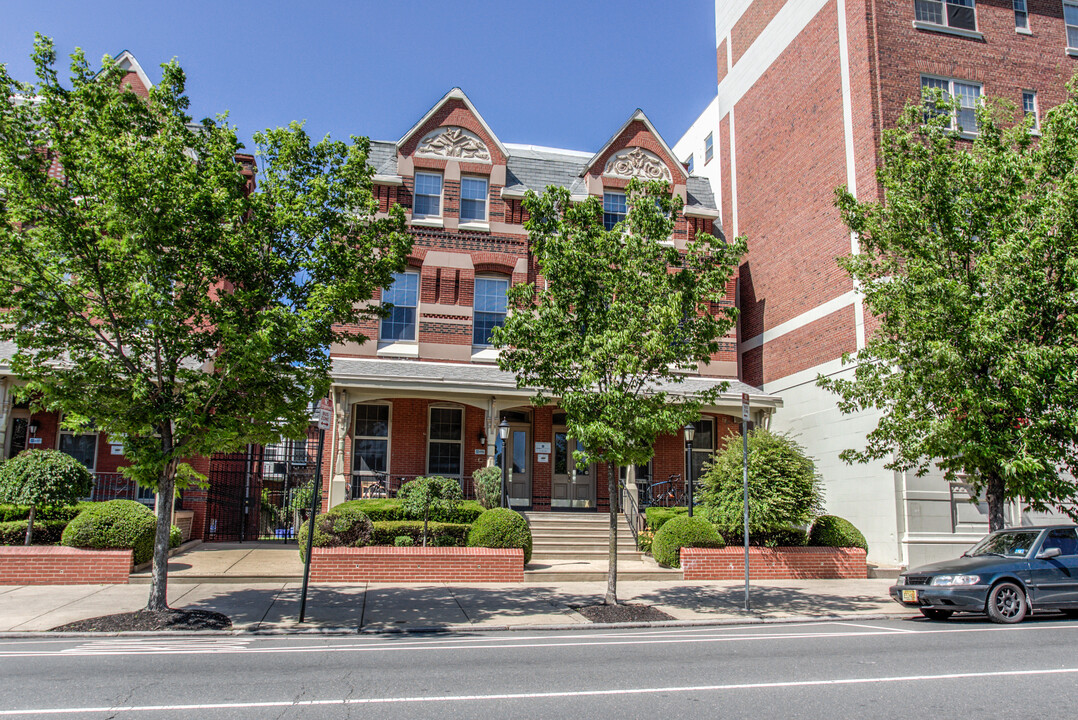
[0,378,8,457]
[485,396,499,468]
[329,388,350,508]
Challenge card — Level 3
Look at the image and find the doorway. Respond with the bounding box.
[551,428,594,509]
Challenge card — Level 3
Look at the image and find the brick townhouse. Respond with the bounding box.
[318,87,780,517]
[675,0,1078,566]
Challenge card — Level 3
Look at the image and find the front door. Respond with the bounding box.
[552,430,594,509]
[506,426,531,508]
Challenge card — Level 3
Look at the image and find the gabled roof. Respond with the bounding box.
[580,109,687,183]
[396,87,509,160]
[113,50,153,92]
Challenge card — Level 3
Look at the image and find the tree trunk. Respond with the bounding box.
[24,505,35,546]
[985,471,1006,533]
[147,458,177,612]
[605,463,618,606]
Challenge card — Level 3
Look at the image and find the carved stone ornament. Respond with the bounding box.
[416,126,491,161]
[603,147,672,182]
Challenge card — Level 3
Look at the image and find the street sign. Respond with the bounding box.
[741,392,750,421]
[315,399,332,431]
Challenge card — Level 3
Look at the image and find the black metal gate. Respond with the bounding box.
[204,427,321,542]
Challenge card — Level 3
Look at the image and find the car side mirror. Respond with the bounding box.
[1037,547,1062,560]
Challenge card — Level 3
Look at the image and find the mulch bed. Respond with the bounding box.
[572,603,675,623]
[50,609,232,632]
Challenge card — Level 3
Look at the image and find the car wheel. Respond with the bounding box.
[920,608,954,621]
[986,582,1028,624]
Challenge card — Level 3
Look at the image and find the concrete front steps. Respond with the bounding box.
[522,511,681,582]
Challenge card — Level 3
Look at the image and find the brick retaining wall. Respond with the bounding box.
[681,546,867,580]
[310,546,524,582]
[0,546,132,585]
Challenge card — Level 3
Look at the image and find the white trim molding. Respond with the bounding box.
[740,290,858,352]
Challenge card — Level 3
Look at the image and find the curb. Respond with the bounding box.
[0,611,912,639]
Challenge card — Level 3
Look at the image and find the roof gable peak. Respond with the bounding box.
[397,87,508,161]
[582,109,687,184]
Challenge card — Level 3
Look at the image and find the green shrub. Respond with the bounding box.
[61,500,157,564]
[809,515,868,551]
[170,525,182,549]
[698,429,822,535]
[719,525,809,548]
[652,515,724,568]
[472,466,502,510]
[0,503,89,523]
[466,508,532,563]
[0,450,95,544]
[645,506,688,531]
[0,519,69,545]
[394,535,414,547]
[371,521,470,547]
[297,503,374,561]
[399,476,463,546]
[347,498,484,524]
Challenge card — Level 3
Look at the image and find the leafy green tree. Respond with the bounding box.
[494,178,745,604]
[398,476,463,547]
[820,87,1078,532]
[0,37,410,610]
[698,428,822,536]
[0,450,93,545]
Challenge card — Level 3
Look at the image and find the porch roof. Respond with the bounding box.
[330,357,782,410]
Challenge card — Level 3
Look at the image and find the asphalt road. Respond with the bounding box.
[2,614,1078,719]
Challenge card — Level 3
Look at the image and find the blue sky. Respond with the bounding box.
[2,1,717,156]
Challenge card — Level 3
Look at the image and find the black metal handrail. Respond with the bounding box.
[618,478,644,546]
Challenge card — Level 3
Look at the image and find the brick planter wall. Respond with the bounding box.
[0,547,132,585]
[310,546,524,582]
[680,546,867,580]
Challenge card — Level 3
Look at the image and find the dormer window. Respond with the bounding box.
[460,176,488,222]
[603,191,627,231]
[413,172,442,218]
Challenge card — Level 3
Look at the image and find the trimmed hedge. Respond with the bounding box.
[809,515,868,552]
[0,519,69,546]
[297,503,374,561]
[346,498,484,524]
[394,535,414,547]
[652,515,724,569]
[0,503,89,523]
[372,521,470,547]
[719,526,809,548]
[467,508,532,563]
[645,506,688,532]
[61,500,157,565]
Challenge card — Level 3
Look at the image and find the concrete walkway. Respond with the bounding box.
[0,542,909,632]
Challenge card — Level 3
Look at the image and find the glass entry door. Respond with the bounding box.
[497,426,531,508]
[552,430,594,509]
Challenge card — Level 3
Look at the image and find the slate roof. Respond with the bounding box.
[331,357,779,407]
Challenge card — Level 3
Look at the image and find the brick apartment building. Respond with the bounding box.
[675,0,1078,566]
[319,87,779,516]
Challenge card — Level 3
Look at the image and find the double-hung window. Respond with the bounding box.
[1023,90,1039,129]
[915,0,976,31]
[428,406,463,478]
[380,271,419,342]
[603,191,627,231]
[688,419,715,485]
[1066,1,1078,48]
[921,76,982,133]
[473,276,508,346]
[686,154,695,174]
[1013,0,1029,30]
[704,133,714,163]
[353,404,390,496]
[460,176,488,223]
[413,172,442,218]
[58,423,97,472]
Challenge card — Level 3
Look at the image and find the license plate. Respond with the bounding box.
[902,589,918,603]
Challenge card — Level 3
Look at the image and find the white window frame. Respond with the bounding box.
[1065,0,1078,53]
[1013,0,1030,32]
[1022,90,1039,130]
[603,191,627,231]
[704,133,714,164]
[686,154,694,174]
[913,0,981,38]
[352,403,392,495]
[921,75,982,135]
[379,270,420,345]
[459,175,489,225]
[58,421,98,473]
[472,275,509,348]
[413,171,443,219]
[426,404,464,480]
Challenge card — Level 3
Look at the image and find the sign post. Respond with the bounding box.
[299,399,332,624]
[741,392,751,612]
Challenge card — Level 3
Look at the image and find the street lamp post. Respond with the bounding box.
[498,417,510,508]
[684,422,696,517]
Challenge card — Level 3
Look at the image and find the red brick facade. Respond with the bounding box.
[680,546,868,580]
[0,547,133,585]
[309,546,524,582]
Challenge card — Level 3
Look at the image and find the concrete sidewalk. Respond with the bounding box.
[0,577,907,633]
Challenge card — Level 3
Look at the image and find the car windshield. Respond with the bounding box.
[967,530,1040,558]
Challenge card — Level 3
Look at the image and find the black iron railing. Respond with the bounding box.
[89,472,155,506]
[349,473,476,501]
[619,478,645,547]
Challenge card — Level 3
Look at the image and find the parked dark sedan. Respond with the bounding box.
[890,525,1078,623]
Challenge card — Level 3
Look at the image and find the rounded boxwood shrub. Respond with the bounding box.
[61,500,157,564]
[809,515,868,552]
[394,535,414,547]
[297,502,374,561]
[466,508,532,563]
[652,515,724,569]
